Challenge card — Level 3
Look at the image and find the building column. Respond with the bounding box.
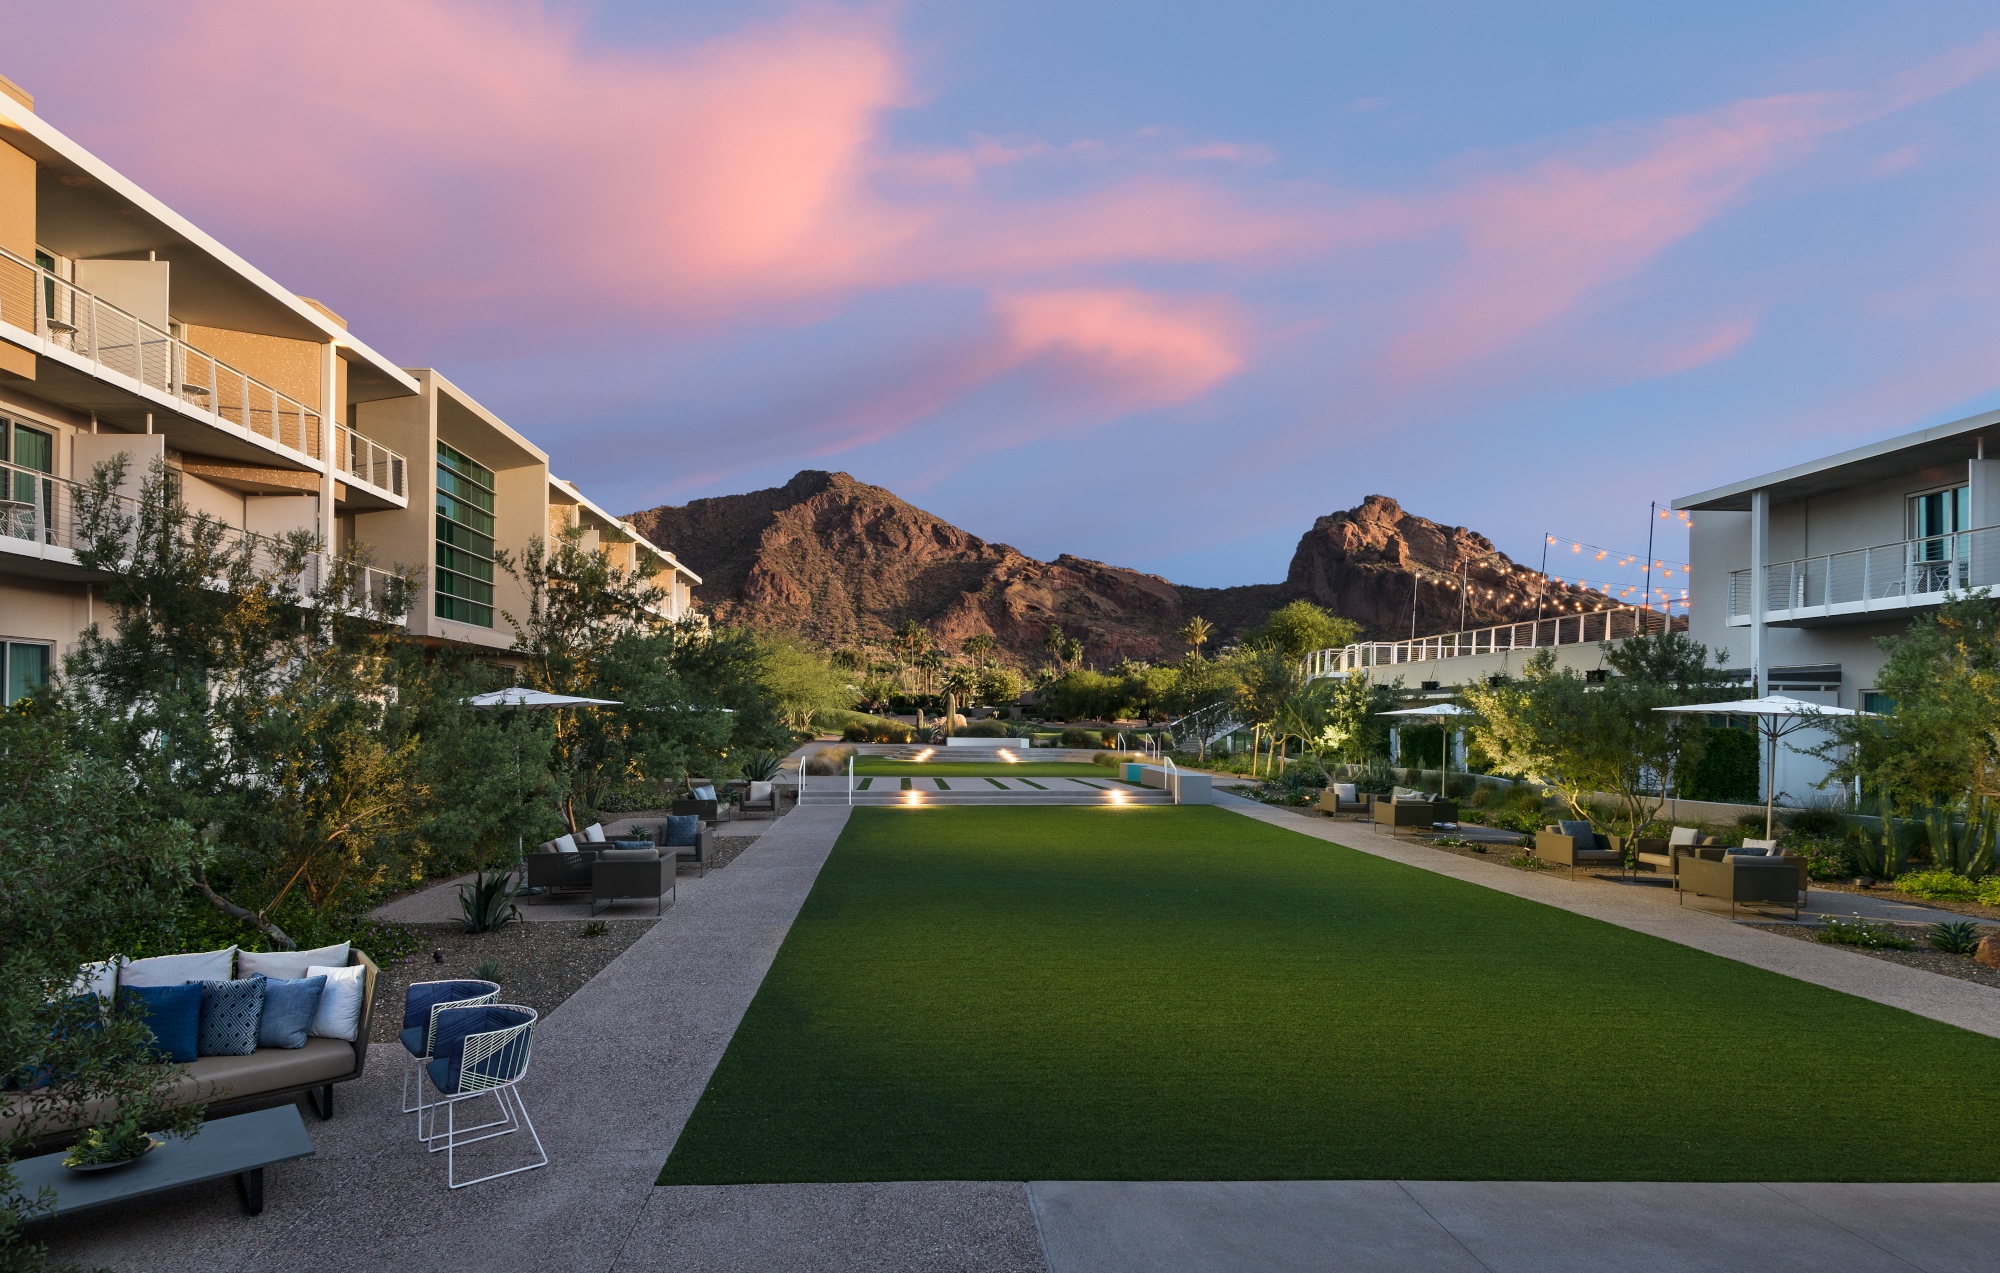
[319,341,337,562]
[1968,437,2000,590]
[1750,487,1768,696]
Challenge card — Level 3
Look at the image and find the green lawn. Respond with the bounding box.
[850,758,1118,778]
[660,806,2000,1184]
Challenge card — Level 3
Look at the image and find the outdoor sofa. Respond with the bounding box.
[1373,794,1458,829]
[1677,848,1805,918]
[604,816,716,877]
[1533,822,1624,878]
[2,946,379,1147]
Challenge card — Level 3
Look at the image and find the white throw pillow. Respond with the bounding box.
[1333,783,1358,802]
[1668,826,1700,847]
[583,823,606,843]
[556,833,578,854]
[239,942,351,983]
[73,959,120,1001]
[749,781,773,801]
[306,963,366,1041]
[118,946,236,988]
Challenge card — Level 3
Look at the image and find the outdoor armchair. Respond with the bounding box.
[1317,784,1370,818]
[590,848,677,916]
[1374,796,1458,829]
[420,1004,546,1189]
[738,780,779,816]
[398,979,500,1121]
[523,847,596,901]
[1533,823,1623,879]
[601,818,715,877]
[1677,853,1801,919]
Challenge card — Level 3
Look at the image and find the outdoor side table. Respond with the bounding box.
[16,1105,315,1219]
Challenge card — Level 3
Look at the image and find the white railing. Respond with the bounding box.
[1731,527,2000,623]
[0,246,323,462]
[0,459,403,618]
[1301,603,1691,680]
[333,424,407,499]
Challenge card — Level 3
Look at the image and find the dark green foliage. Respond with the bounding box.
[955,720,1012,738]
[1789,837,1858,882]
[471,957,506,981]
[459,871,521,933]
[582,921,610,939]
[662,807,2000,1184]
[1816,918,1916,950]
[1682,725,1758,802]
[61,1115,156,1168]
[1928,921,1983,955]
[1784,806,1848,839]
[1059,727,1109,748]
[740,750,786,782]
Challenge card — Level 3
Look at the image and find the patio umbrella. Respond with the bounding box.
[1652,695,1867,840]
[1379,703,1479,797]
[466,688,624,871]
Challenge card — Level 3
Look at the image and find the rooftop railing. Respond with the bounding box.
[1728,527,2000,622]
[0,246,323,462]
[1302,602,1691,681]
[333,424,407,500]
[1,458,402,616]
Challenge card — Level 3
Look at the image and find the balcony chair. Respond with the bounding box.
[420,1004,546,1189]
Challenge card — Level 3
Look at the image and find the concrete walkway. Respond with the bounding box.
[37,805,1043,1273]
[1223,796,2000,1038]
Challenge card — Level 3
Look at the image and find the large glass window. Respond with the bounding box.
[4,641,51,705]
[435,442,496,627]
[0,418,54,542]
[1910,485,1970,591]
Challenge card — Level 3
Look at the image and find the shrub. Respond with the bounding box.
[1278,762,1329,792]
[1058,727,1102,749]
[1683,726,1758,802]
[1816,918,1915,950]
[1928,921,1983,955]
[956,719,1012,737]
[459,870,520,933]
[1893,870,1980,901]
[842,724,869,742]
[472,956,505,981]
[1981,878,2000,907]
[741,749,785,782]
[1790,835,1858,881]
[1785,806,1848,839]
[1092,752,1145,767]
[869,724,915,744]
[804,745,855,775]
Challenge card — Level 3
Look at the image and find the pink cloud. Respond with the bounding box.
[994,288,1245,406]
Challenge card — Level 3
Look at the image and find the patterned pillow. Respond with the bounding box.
[664,815,701,847]
[194,975,266,1057]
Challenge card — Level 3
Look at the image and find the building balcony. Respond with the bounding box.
[0,246,325,470]
[1727,527,2000,626]
[332,423,407,509]
[1302,603,1690,679]
[1,457,402,615]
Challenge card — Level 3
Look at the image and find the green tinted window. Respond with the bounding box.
[6,642,50,704]
[435,442,496,628]
[9,424,51,473]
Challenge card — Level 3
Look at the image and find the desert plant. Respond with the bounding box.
[804,744,856,775]
[1922,802,1997,879]
[1784,804,1849,839]
[1278,761,1329,792]
[1851,806,1913,879]
[459,870,521,933]
[581,920,610,938]
[956,719,1012,737]
[472,957,505,981]
[842,724,869,742]
[1058,727,1102,749]
[1893,869,1980,901]
[740,749,784,782]
[1815,917,1915,950]
[1928,921,1983,955]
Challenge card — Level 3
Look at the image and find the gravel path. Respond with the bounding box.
[366,919,653,1043]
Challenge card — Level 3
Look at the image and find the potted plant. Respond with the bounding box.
[63,1114,162,1172]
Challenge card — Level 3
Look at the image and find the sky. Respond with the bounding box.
[14,2,2000,592]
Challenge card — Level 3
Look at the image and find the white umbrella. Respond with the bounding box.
[467,687,622,708]
[1379,703,1479,797]
[1653,695,1868,839]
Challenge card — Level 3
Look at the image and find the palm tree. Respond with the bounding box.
[1178,615,1212,661]
[961,633,996,667]
[1063,636,1085,669]
[892,620,927,689]
[1043,622,1066,672]
[916,646,944,694]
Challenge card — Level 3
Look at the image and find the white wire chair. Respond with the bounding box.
[397,979,501,1124]
[419,1004,546,1189]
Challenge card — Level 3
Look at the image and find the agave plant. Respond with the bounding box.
[740,749,784,782]
[1852,805,1912,880]
[459,869,521,933]
[1929,920,1983,956]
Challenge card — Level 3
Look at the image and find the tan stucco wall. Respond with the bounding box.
[0,139,36,381]
[181,324,322,410]
[0,576,92,660]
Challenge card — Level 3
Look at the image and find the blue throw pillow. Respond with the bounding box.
[692,785,716,802]
[193,976,265,1057]
[257,975,326,1050]
[124,983,202,1064]
[1557,820,1595,843]
[664,815,701,847]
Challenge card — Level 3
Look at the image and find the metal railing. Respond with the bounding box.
[0,246,323,461]
[333,424,407,498]
[1729,527,2000,622]
[0,459,402,616]
[1301,603,1691,680]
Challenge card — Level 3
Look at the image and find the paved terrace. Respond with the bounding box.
[37,798,2000,1272]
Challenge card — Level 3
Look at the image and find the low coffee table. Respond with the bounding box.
[17,1105,314,1219]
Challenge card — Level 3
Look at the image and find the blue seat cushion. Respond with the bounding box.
[256,974,326,1050]
[664,815,701,848]
[426,1005,533,1095]
[398,1025,429,1058]
[402,980,498,1035]
[123,983,202,1064]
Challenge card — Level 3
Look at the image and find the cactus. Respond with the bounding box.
[1920,800,1997,879]
[1853,804,1909,879]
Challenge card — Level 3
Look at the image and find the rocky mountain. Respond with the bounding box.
[626,474,1599,664]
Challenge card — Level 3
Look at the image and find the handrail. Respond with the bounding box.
[0,245,323,462]
[1163,755,1179,805]
[1300,602,1691,680]
[333,424,407,499]
[1735,525,2000,620]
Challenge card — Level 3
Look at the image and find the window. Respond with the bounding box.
[0,418,54,542]
[1910,485,1969,590]
[1862,691,1896,715]
[435,442,495,627]
[4,641,50,705]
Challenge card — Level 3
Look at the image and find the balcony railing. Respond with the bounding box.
[1727,527,2000,623]
[333,424,407,499]
[1,459,402,616]
[1301,603,1691,680]
[0,246,323,462]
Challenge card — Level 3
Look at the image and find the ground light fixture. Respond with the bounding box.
[902,788,925,807]
[996,748,1019,763]
[1105,788,1126,806]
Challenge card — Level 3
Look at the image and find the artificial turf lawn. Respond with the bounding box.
[851,758,1117,778]
[660,806,2000,1184]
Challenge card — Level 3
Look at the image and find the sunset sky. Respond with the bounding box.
[14,2,2000,590]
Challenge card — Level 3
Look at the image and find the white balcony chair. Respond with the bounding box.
[420,1003,547,1189]
[397,978,500,1126]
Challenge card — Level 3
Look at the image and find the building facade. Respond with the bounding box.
[0,73,697,699]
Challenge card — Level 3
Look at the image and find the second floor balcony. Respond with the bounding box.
[333,423,408,507]
[0,246,325,468]
[1727,527,2000,626]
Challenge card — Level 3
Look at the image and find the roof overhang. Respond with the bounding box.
[0,94,418,402]
[550,474,702,584]
[1674,405,2000,512]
